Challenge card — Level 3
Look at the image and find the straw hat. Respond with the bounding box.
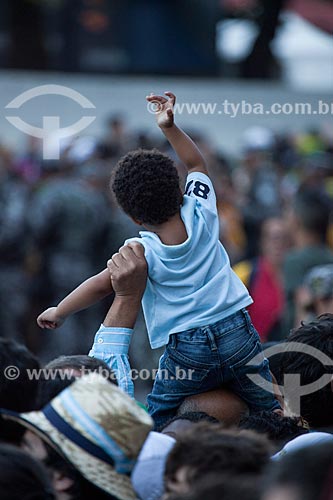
[1,373,153,500]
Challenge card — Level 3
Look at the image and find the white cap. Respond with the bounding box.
[272,432,333,461]
[132,431,175,500]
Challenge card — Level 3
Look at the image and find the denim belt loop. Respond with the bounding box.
[242,308,251,330]
[205,328,218,351]
[170,333,177,349]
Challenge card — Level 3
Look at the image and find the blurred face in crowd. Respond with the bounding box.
[21,430,47,462]
[285,206,299,245]
[244,150,266,173]
[261,218,289,266]
[21,430,75,499]
[109,119,125,139]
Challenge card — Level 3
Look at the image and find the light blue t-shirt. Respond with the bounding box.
[126,172,253,349]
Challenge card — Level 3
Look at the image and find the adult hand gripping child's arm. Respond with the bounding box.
[146,91,208,176]
[88,242,148,398]
[37,241,146,330]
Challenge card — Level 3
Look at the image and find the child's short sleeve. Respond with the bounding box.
[184,172,217,214]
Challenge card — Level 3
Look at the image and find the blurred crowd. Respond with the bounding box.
[0,289,332,499]
[0,116,333,363]
[0,115,333,500]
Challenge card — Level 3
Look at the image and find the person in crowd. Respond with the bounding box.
[263,442,333,500]
[90,239,253,452]
[88,234,251,435]
[45,353,115,378]
[97,114,135,160]
[36,354,116,409]
[35,373,77,411]
[277,314,333,428]
[0,151,30,341]
[214,168,247,264]
[294,264,333,326]
[163,422,271,497]
[223,0,287,79]
[234,217,289,341]
[283,188,333,332]
[239,410,309,450]
[87,239,235,500]
[87,238,254,500]
[37,92,280,430]
[13,136,42,186]
[28,158,111,357]
[1,372,153,500]
[0,443,55,500]
[233,126,282,260]
[0,338,40,412]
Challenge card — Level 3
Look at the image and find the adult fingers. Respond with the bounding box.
[110,252,125,268]
[120,242,145,260]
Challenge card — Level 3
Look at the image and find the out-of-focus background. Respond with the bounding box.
[0,0,332,400]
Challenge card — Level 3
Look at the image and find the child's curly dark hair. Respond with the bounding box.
[111,149,182,225]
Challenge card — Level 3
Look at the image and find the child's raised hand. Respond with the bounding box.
[37,307,65,329]
[146,92,176,129]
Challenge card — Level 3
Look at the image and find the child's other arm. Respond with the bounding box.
[146,92,208,176]
[37,268,112,329]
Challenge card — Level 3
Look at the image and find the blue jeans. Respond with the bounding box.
[147,309,280,430]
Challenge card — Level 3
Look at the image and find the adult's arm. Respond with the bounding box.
[89,243,148,397]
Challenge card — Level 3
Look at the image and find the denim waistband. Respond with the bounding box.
[168,308,251,345]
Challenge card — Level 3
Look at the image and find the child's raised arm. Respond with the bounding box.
[37,268,112,329]
[146,92,208,176]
